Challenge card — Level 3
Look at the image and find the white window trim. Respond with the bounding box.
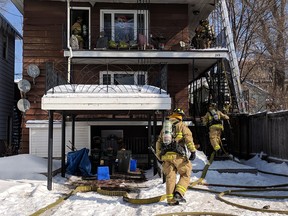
[70,6,91,49]
[100,9,149,41]
[100,71,148,85]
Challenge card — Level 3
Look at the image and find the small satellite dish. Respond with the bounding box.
[27,64,40,84]
[17,99,31,113]
[18,79,31,93]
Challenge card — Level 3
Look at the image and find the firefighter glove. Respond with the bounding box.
[189,151,196,161]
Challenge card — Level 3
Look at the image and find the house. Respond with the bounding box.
[0,13,22,156]
[12,0,247,188]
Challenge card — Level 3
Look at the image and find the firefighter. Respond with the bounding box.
[156,108,197,206]
[71,16,84,49]
[192,19,215,49]
[202,103,229,151]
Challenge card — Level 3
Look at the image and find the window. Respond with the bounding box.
[70,7,91,49]
[100,71,147,85]
[100,10,148,43]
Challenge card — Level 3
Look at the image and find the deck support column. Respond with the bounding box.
[61,112,66,177]
[71,114,76,151]
[47,110,54,190]
[148,113,152,168]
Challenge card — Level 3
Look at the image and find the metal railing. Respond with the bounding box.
[44,60,169,95]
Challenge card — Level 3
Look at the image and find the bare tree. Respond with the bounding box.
[226,0,264,83]
[227,0,288,112]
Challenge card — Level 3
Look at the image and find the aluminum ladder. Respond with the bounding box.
[220,0,247,113]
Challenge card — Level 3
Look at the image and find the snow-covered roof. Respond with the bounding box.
[42,84,171,111]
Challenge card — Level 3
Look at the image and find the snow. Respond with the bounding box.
[0,151,287,216]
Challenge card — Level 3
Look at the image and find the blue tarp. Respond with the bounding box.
[66,148,92,176]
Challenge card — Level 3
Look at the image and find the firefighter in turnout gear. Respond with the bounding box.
[202,103,229,151]
[71,16,84,49]
[156,108,197,206]
[191,19,215,49]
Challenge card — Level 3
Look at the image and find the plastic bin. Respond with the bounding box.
[97,166,110,180]
[130,159,137,172]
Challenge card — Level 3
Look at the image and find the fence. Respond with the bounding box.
[230,111,288,161]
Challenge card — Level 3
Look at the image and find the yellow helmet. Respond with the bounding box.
[173,108,185,116]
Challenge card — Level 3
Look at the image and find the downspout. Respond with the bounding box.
[67,0,72,83]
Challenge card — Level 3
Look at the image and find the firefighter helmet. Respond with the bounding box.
[200,19,209,25]
[173,108,185,116]
[209,102,217,108]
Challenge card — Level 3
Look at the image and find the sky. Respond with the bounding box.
[0,150,287,216]
[0,0,23,81]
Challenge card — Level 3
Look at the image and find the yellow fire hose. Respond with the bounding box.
[30,151,288,216]
[218,188,288,214]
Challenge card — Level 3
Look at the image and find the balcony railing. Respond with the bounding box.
[45,61,168,94]
[65,25,226,51]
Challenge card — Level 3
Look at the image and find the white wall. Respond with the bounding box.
[27,121,90,157]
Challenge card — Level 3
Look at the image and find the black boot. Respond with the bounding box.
[174,192,186,203]
[167,199,179,206]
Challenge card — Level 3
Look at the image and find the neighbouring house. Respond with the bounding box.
[12,0,247,187]
[0,13,22,156]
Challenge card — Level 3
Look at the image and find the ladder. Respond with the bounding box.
[220,0,247,113]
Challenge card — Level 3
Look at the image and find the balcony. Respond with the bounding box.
[63,0,228,76]
[64,25,228,75]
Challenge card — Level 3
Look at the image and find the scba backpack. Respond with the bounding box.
[208,110,222,126]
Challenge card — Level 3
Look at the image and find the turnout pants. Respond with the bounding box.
[162,154,192,200]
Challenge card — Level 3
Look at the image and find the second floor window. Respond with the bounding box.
[100,71,147,85]
[100,10,148,43]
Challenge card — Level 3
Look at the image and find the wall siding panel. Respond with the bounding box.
[29,122,90,157]
[0,31,15,141]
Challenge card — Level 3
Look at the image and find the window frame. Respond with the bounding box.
[100,71,148,85]
[70,6,91,49]
[100,9,149,42]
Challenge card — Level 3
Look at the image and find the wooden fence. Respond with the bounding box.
[229,111,288,160]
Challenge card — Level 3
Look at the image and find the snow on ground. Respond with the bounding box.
[0,151,287,216]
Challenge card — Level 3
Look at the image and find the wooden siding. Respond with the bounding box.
[22,0,190,153]
[168,64,189,113]
[22,0,67,153]
[0,29,16,142]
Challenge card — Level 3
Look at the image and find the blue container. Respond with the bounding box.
[97,166,110,180]
[130,159,137,172]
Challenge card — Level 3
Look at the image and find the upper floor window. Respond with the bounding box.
[70,7,91,49]
[100,71,147,85]
[100,10,148,43]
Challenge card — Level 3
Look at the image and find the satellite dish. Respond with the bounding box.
[18,79,31,93]
[17,99,31,113]
[27,64,40,84]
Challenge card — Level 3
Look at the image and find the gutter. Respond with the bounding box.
[67,0,73,83]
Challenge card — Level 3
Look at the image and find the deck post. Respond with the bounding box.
[47,110,54,190]
[61,112,66,177]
